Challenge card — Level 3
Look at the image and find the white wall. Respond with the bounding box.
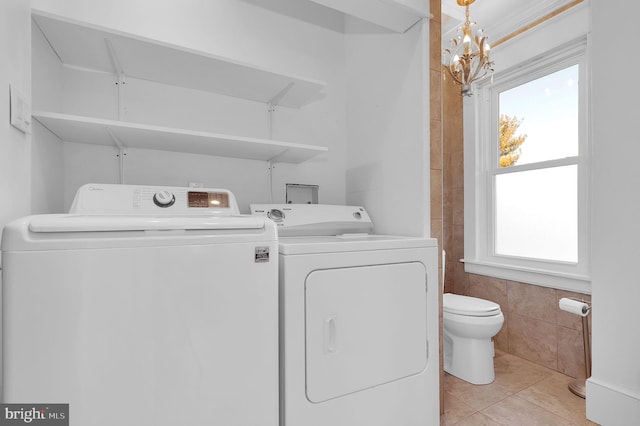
[0,0,30,400]
[31,0,347,213]
[0,0,31,250]
[586,1,640,424]
[485,3,589,77]
[345,18,429,237]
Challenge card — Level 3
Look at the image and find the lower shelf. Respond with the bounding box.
[33,111,328,163]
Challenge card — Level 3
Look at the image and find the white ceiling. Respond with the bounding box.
[441,0,577,49]
[241,0,579,41]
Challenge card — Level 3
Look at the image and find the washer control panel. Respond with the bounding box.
[70,184,239,215]
[250,204,373,237]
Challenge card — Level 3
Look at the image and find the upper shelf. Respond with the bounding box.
[31,10,327,108]
[33,111,328,163]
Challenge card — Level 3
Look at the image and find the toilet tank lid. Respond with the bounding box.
[443,293,501,317]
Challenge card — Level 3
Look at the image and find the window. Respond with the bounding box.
[464,40,589,292]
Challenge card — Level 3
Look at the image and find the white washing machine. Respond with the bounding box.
[2,184,279,426]
[251,204,439,426]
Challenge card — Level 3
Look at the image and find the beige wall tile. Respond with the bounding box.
[443,77,462,124]
[507,281,557,324]
[443,212,453,249]
[451,225,464,262]
[468,274,508,308]
[494,310,509,352]
[429,23,441,71]
[452,188,464,226]
[557,326,587,380]
[430,119,443,170]
[429,0,441,23]
[431,219,443,267]
[444,262,455,294]
[452,262,469,295]
[508,312,557,370]
[430,168,443,220]
[443,143,453,185]
[430,69,442,123]
[450,151,464,189]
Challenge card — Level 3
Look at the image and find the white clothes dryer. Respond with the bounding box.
[2,184,279,426]
[251,204,439,426]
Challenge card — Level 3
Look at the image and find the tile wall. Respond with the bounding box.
[441,69,591,382]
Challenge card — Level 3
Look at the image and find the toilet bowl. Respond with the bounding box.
[443,293,504,385]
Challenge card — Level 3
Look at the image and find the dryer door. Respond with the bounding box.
[305,262,428,403]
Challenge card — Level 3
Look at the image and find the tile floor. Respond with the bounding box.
[441,350,599,425]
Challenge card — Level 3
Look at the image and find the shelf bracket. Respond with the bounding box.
[267,82,295,140]
[106,127,127,184]
[105,38,125,77]
[267,160,276,203]
[105,38,128,120]
[105,127,125,150]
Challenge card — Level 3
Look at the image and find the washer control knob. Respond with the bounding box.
[153,190,176,208]
[268,209,285,222]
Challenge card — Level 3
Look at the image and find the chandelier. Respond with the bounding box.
[443,0,494,96]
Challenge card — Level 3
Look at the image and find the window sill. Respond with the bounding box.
[463,259,591,294]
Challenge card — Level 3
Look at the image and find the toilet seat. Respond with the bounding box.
[443,293,501,317]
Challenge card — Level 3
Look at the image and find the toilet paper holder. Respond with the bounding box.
[559,297,591,399]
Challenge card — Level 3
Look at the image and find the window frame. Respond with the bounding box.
[463,38,590,293]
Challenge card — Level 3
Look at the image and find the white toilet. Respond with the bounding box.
[443,293,504,384]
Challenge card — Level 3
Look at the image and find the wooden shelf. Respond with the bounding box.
[33,111,328,163]
[32,10,326,108]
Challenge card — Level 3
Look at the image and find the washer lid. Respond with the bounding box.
[27,215,266,232]
[443,293,501,317]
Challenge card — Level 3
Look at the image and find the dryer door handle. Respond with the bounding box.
[324,316,337,354]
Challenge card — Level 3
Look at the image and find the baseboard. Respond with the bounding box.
[586,378,640,425]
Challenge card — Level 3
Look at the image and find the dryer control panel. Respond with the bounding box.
[70,184,240,215]
[250,204,373,237]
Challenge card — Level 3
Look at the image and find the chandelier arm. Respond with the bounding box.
[479,36,488,57]
[447,63,465,86]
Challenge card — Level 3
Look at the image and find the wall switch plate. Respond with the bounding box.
[10,84,31,134]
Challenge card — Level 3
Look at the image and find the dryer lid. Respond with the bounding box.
[443,293,501,317]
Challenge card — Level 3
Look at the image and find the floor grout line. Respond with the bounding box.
[442,351,591,426]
